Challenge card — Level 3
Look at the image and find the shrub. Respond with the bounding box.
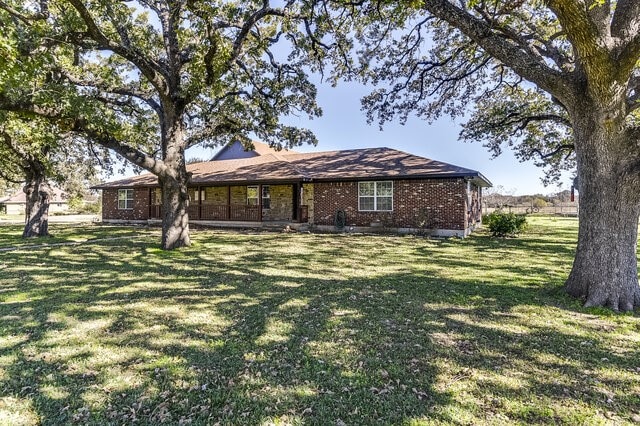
[484,211,527,237]
[67,200,101,215]
[532,198,548,208]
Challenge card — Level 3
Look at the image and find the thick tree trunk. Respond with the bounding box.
[565,107,640,311]
[22,175,52,238]
[159,112,191,250]
[160,174,190,250]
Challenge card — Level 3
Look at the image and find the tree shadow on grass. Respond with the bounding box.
[0,233,638,424]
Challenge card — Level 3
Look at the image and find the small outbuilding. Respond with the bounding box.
[0,187,69,216]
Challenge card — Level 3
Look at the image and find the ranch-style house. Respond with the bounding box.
[93,141,492,237]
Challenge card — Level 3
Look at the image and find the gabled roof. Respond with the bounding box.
[93,146,492,189]
[211,140,297,161]
[0,186,68,204]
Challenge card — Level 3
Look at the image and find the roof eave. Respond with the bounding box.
[92,173,493,188]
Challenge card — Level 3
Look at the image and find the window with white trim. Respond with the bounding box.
[118,189,134,210]
[151,188,162,205]
[247,186,259,206]
[358,181,393,211]
[188,188,205,202]
[262,185,271,209]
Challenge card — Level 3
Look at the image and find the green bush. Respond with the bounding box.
[484,211,527,237]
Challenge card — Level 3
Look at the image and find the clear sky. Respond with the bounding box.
[119,1,572,196]
[188,78,572,196]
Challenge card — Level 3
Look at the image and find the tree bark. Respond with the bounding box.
[565,104,640,311]
[22,172,52,238]
[159,174,190,250]
[158,113,191,250]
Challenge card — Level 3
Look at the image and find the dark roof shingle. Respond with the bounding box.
[93,147,491,188]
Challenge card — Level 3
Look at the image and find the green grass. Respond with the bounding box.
[0,224,156,250]
[0,217,638,425]
[0,215,23,222]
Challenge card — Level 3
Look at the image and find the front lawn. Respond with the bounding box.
[0,217,638,425]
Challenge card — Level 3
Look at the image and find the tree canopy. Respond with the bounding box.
[0,0,324,248]
[314,0,640,310]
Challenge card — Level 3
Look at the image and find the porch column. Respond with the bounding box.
[227,186,231,220]
[258,184,263,222]
[148,188,152,219]
[292,183,299,221]
[198,185,202,220]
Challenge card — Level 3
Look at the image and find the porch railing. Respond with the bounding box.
[149,203,261,222]
[229,204,260,221]
[201,204,228,220]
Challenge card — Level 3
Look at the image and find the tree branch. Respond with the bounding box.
[66,0,171,98]
[627,74,640,113]
[0,92,165,177]
[225,2,291,71]
[611,0,640,44]
[530,143,574,160]
[70,118,166,176]
[60,69,161,114]
[184,118,241,149]
[421,0,574,103]
[545,0,621,90]
[0,0,48,23]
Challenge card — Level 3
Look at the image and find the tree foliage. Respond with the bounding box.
[314,0,639,183]
[0,110,107,236]
[0,0,324,249]
[314,0,640,310]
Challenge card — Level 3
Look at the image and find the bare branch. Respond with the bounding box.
[60,69,161,114]
[422,0,574,102]
[530,143,574,160]
[66,0,171,97]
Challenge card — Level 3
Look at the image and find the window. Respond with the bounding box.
[247,186,259,206]
[358,181,393,211]
[247,185,270,208]
[118,189,134,210]
[151,188,162,205]
[262,186,270,209]
[188,188,205,202]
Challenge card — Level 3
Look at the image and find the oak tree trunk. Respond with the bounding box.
[159,112,191,250]
[160,174,190,250]
[22,174,52,238]
[565,106,640,311]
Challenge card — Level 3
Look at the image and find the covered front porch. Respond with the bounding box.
[148,183,308,223]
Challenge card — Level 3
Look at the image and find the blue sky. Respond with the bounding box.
[188,78,572,196]
[121,1,572,196]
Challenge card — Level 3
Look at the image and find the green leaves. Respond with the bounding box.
[460,86,574,185]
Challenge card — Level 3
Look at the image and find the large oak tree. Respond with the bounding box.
[0,0,322,249]
[316,0,640,310]
[0,30,106,237]
[0,112,108,237]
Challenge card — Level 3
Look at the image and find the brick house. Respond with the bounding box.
[94,141,491,236]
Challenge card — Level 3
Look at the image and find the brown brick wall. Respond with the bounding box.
[312,179,466,230]
[103,188,150,220]
[102,179,470,230]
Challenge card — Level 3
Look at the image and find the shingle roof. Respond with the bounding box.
[210,140,297,160]
[0,187,67,203]
[93,147,492,189]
